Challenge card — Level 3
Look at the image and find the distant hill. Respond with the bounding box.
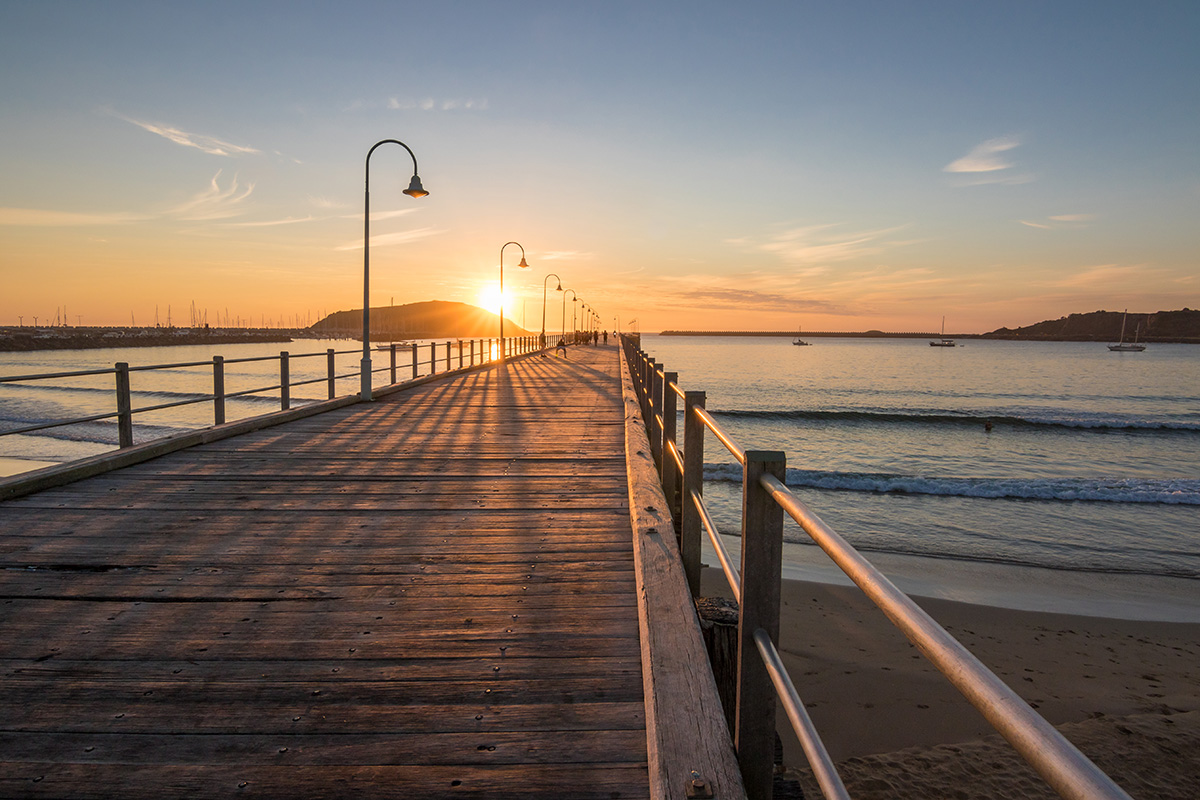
[311,300,532,341]
[983,309,1200,343]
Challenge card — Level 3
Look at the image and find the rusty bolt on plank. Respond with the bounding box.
[686,770,714,799]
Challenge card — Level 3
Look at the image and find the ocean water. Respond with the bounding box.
[0,338,488,473]
[639,335,1200,584]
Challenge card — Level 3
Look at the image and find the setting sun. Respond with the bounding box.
[478,285,505,318]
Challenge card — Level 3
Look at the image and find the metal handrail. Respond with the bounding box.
[693,489,740,605]
[0,367,117,383]
[621,336,1133,800]
[695,406,745,465]
[753,628,850,800]
[759,472,1129,800]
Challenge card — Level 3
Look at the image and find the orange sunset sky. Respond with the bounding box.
[2,2,1197,334]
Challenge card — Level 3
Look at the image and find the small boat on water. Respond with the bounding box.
[793,325,811,346]
[1108,310,1146,352]
[929,316,956,347]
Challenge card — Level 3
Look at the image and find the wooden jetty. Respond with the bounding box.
[0,345,741,799]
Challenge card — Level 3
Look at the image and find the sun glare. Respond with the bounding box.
[479,286,505,317]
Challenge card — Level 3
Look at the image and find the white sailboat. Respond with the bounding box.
[929,316,956,347]
[1108,310,1146,352]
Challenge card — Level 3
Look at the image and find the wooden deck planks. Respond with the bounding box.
[0,346,651,799]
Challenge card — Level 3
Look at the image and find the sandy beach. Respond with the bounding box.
[700,568,1200,798]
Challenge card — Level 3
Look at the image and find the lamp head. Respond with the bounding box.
[518,256,529,269]
[556,283,562,291]
[402,175,429,199]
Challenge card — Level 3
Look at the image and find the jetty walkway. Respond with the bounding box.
[0,345,739,799]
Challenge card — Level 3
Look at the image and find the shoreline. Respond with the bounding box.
[699,567,1200,795]
[704,535,1200,623]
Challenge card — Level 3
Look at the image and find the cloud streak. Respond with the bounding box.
[944,136,1034,185]
[118,114,259,157]
[0,208,152,226]
[732,223,911,266]
[170,170,255,220]
[334,227,443,251]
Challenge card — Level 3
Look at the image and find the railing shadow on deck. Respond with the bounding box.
[0,336,545,500]
[620,334,1134,800]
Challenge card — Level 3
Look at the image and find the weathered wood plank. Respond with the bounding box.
[0,346,728,799]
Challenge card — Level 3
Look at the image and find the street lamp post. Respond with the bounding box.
[572,297,580,342]
[499,242,529,356]
[361,139,428,400]
[561,289,576,345]
[541,273,562,348]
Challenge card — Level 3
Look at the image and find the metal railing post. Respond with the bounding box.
[327,349,336,399]
[736,450,786,800]
[429,342,436,374]
[662,371,679,528]
[280,351,290,410]
[213,356,226,425]
[681,390,706,597]
[115,362,133,448]
[470,340,476,366]
[411,343,418,380]
[458,341,464,369]
[390,343,397,384]
[445,341,451,372]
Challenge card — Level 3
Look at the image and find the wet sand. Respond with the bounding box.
[700,568,1200,798]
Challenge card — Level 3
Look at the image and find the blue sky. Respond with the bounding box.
[2,1,1197,332]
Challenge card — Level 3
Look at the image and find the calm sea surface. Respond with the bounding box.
[640,334,1200,582]
[0,338,474,471]
[3,335,1198,587]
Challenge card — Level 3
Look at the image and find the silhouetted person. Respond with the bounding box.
[556,337,567,358]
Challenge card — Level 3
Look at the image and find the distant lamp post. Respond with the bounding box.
[499,242,530,354]
[572,296,581,342]
[541,273,562,348]
[361,139,428,401]
[561,288,576,344]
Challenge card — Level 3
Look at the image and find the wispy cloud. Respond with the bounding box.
[228,216,314,228]
[387,97,489,111]
[1019,213,1095,230]
[1052,264,1150,288]
[540,250,595,261]
[334,227,443,251]
[338,209,419,222]
[733,223,911,266]
[944,136,1034,185]
[0,207,152,226]
[309,195,348,210]
[945,137,1020,172]
[170,170,255,220]
[117,113,259,157]
[662,285,843,314]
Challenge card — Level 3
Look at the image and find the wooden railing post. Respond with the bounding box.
[445,341,451,372]
[681,390,706,597]
[326,349,336,399]
[411,343,419,380]
[213,356,226,425]
[390,343,397,384]
[470,340,476,366]
[661,371,679,528]
[736,450,786,800]
[458,341,464,369]
[280,351,290,410]
[649,360,663,469]
[115,362,133,448]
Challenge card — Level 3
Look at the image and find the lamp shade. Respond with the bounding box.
[518,256,529,268]
[402,175,429,198]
